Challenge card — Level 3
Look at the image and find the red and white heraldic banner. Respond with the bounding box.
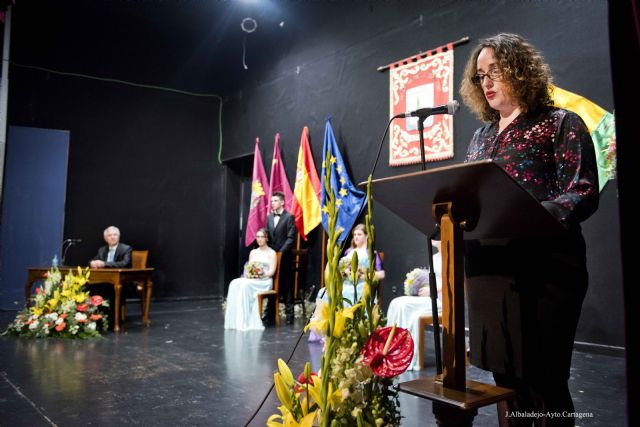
[388,48,455,166]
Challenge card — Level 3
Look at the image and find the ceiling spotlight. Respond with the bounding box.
[241,17,258,33]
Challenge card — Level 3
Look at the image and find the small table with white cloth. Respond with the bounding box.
[386,295,441,371]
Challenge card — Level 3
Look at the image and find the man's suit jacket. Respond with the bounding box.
[92,243,132,268]
[266,211,296,253]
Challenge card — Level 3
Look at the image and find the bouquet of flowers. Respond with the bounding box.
[243,260,265,279]
[338,255,367,283]
[268,171,412,426]
[404,268,430,296]
[3,267,109,339]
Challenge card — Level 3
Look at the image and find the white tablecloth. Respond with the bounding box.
[386,295,441,371]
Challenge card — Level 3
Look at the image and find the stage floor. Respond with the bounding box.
[0,300,626,426]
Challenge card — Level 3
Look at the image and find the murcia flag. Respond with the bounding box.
[245,138,270,247]
[268,133,294,212]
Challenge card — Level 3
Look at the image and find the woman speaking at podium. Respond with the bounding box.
[459,33,599,426]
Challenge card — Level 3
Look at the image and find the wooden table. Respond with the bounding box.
[25,267,154,332]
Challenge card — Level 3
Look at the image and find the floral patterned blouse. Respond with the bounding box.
[465,107,599,226]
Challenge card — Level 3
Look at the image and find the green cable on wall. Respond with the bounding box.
[10,61,226,164]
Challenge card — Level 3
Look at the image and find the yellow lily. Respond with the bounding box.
[277,358,295,387]
[30,306,44,317]
[274,373,293,410]
[327,382,344,410]
[74,292,89,304]
[267,410,316,427]
[306,374,323,407]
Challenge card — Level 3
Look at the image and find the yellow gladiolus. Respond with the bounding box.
[371,304,381,329]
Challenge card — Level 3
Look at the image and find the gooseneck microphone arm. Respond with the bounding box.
[61,239,82,265]
[369,114,403,178]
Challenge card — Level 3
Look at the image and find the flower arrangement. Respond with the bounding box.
[268,167,412,426]
[338,255,367,283]
[243,260,265,279]
[3,267,109,339]
[403,268,430,296]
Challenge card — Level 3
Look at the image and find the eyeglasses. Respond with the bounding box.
[471,68,503,86]
[256,235,267,239]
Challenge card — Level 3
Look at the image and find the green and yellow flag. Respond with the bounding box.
[552,85,616,191]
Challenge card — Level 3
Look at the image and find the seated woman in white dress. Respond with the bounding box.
[224,228,277,331]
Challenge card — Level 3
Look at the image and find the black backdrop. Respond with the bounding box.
[3,0,624,348]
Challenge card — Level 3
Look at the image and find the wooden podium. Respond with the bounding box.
[366,160,566,426]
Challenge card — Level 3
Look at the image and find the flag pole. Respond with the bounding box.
[320,229,326,289]
[294,234,301,301]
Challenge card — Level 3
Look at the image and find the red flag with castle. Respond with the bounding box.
[245,138,270,247]
[268,133,294,212]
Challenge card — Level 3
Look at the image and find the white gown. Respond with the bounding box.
[224,248,274,331]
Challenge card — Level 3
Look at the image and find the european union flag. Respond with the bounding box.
[321,119,367,244]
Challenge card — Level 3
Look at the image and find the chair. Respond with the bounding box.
[417,312,468,370]
[120,250,149,322]
[291,248,309,316]
[417,313,440,370]
[257,252,282,326]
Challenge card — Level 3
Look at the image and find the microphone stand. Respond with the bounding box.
[61,240,78,266]
[370,112,443,373]
[426,226,443,375]
[417,114,428,171]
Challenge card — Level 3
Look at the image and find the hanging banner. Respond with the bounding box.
[388,46,455,166]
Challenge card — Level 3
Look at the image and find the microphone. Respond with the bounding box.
[398,100,459,118]
[63,238,82,243]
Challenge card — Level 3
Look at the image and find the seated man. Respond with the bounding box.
[90,226,132,269]
[89,226,132,329]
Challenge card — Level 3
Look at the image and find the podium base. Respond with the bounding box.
[399,376,516,426]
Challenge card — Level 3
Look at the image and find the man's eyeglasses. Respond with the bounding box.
[256,235,267,239]
[471,69,503,86]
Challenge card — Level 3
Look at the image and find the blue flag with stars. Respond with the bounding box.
[321,118,367,244]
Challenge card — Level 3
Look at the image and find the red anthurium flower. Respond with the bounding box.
[55,322,66,332]
[43,272,49,278]
[60,313,68,319]
[90,314,102,321]
[360,325,414,378]
[76,304,88,312]
[90,295,105,306]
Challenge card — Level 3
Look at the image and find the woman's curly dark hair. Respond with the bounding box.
[459,33,553,122]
